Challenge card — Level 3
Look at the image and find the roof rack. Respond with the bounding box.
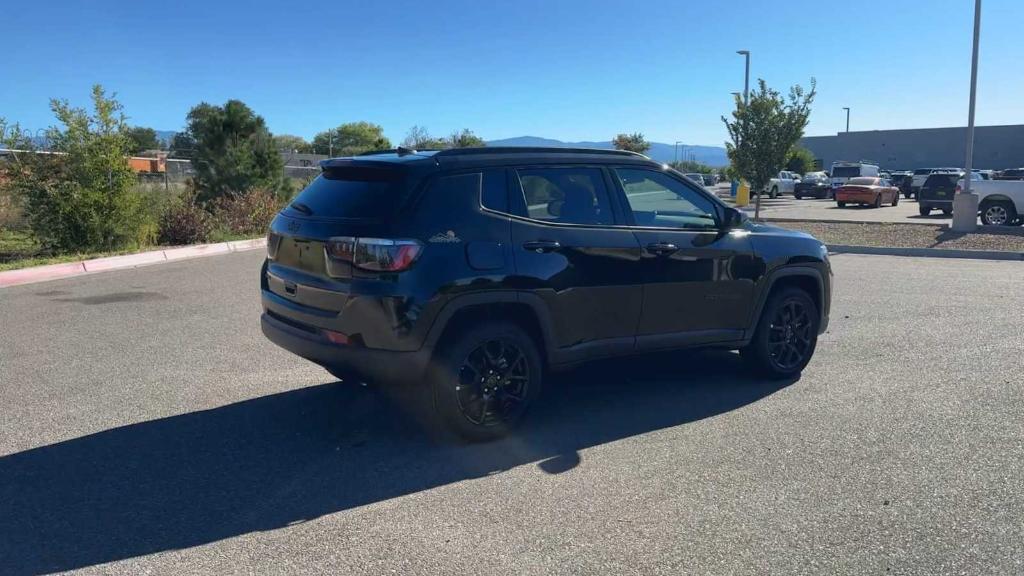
[432,146,645,158]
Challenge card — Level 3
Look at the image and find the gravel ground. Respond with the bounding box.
[770,220,1024,252]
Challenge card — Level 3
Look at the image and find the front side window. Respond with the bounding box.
[615,168,718,229]
[514,167,614,225]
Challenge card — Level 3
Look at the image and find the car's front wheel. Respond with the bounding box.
[919,205,931,216]
[837,201,846,208]
[892,194,899,206]
[770,186,779,199]
[431,322,543,441]
[742,287,819,379]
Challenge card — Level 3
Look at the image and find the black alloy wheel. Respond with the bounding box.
[456,339,531,427]
[766,299,815,372]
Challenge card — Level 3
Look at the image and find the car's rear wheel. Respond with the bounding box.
[837,201,846,208]
[742,287,819,379]
[892,193,899,206]
[873,194,882,208]
[980,200,1016,226]
[430,322,542,441]
[941,208,953,216]
[770,186,779,199]
[794,192,802,200]
[919,205,931,216]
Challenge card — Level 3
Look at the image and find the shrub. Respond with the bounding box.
[158,192,213,245]
[4,86,154,252]
[213,188,281,236]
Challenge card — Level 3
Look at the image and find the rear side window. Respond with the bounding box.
[285,167,402,219]
[480,169,508,213]
[513,167,614,225]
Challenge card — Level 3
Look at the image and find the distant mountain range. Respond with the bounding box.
[485,136,728,167]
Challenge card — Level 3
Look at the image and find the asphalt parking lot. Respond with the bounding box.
[1,250,1022,575]
[710,184,952,224]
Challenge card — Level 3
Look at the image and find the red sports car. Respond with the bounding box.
[835,177,900,208]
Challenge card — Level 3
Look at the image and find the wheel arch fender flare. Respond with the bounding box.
[422,290,557,356]
[747,266,827,337]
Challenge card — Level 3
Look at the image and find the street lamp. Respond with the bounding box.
[952,0,982,232]
[842,107,850,132]
[736,50,750,104]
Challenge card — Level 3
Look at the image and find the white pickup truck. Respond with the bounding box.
[762,171,800,198]
[958,178,1024,226]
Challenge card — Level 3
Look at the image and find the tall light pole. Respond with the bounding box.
[736,50,750,104]
[842,107,850,132]
[953,0,982,232]
[674,140,682,163]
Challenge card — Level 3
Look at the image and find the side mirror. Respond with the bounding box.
[723,207,747,229]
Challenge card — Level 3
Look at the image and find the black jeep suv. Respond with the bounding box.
[261,147,832,439]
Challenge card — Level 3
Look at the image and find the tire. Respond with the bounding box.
[919,205,931,216]
[741,287,819,379]
[429,321,543,441]
[873,194,882,208]
[794,193,802,200]
[892,194,899,207]
[941,208,952,216]
[770,186,779,199]
[980,200,1017,226]
[837,201,846,208]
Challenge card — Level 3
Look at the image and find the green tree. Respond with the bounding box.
[448,128,486,148]
[124,126,161,155]
[312,121,391,156]
[273,134,312,153]
[785,146,816,174]
[184,99,283,202]
[401,125,448,150]
[168,131,195,159]
[722,78,816,218]
[3,85,152,251]
[670,160,715,174]
[612,132,650,154]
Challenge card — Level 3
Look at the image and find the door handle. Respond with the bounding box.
[523,240,561,253]
[646,242,679,256]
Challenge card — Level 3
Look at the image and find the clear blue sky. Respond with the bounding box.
[3,0,1021,147]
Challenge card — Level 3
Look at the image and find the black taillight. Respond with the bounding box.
[267,232,283,260]
[325,237,423,274]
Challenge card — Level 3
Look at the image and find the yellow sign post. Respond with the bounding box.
[736,180,750,207]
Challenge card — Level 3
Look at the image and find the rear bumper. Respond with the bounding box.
[261,311,433,386]
[835,193,876,203]
[919,199,953,209]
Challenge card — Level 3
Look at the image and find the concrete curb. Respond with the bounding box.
[827,244,1024,261]
[0,237,267,288]
[764,216,944,226]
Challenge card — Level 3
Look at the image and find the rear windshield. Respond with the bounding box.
[284,167,402,219]
[914,169,933,175]
[831,166,861,177]
[925,174,958,186]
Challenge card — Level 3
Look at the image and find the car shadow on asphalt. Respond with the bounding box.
[0,349,794,575]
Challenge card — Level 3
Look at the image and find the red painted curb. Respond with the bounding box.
[0,261,88,287]
[0,237,266,288]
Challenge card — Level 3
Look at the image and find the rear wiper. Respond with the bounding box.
[290,202,313,216]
